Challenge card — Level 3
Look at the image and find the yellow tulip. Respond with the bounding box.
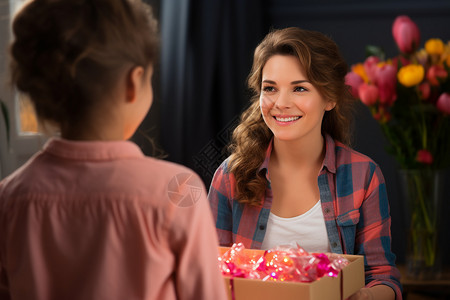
[443,42,450,67]
[352,63,369,83]
[397,64,425,87]
[425,38,444,55]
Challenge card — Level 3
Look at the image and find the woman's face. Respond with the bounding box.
[259,54,335,143]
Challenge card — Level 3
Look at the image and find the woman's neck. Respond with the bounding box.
[270,134,325,172]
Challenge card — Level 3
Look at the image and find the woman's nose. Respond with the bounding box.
[274,90,292,109]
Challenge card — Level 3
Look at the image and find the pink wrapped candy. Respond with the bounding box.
[218,242,349,283]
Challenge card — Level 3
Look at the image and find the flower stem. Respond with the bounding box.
[412,174,433,233]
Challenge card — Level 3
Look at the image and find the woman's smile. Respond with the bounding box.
[273,115,302,125]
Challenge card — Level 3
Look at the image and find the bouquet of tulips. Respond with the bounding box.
[346,16,450,275]
[346,15,450,169]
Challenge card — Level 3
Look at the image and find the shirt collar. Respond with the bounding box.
[258,134,337,178]
[43,137,145,161]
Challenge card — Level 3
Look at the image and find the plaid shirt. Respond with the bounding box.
[208,135,402,298]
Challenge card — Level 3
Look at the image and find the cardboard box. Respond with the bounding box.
[219,247,364,300]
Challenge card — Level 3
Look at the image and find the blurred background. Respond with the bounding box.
[1,0,450,274]
[146,0,450,267]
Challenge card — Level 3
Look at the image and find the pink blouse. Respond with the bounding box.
[0,138,227,300]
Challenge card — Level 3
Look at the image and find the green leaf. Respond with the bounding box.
[365,45,386,60]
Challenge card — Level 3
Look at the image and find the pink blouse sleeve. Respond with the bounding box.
[167,172,228,300]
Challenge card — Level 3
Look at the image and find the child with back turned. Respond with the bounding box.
[0,1,227,299]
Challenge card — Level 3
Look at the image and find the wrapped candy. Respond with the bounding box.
[218,242,349,283]
[218,243,264,279]
[258,243,309,282]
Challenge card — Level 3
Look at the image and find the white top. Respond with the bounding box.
[261,200,331,253]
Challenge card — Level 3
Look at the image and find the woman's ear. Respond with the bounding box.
[325,100,336,111]
[125,66,145,103]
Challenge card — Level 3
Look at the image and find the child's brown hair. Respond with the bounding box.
[10,0,158,132]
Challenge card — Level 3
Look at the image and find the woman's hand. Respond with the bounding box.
[347,285,395,300]
[347,288,374,300]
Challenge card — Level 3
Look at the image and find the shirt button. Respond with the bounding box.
[259,225,265,230]
[324,208,330,214]
[331,242,338,248]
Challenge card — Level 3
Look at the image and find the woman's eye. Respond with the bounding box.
[294,86,307,92]
[262,86,276,93]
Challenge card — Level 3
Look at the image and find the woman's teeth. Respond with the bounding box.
[275,116,301,122]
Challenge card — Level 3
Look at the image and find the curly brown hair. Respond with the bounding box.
[228,27,355,206]
[10,0,158,132]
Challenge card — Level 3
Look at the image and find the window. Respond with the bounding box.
[18,95,39,134]
[11,0,40,134]
[0,0,46,179]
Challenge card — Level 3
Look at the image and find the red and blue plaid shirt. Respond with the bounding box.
[208,134,402,298]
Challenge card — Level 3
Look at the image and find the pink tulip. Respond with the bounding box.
[416,149,433,164]
[426,65,448,86]
[374,64,397,105]
[392,15,420,54]
[345,72,364,98]
[363,56,380,83]
[418,82,431,100]
[437,92,450,114]
[358,83,379,106]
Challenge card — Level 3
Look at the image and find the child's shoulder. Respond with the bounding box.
[134,156,205,187]
[140,155,195,174]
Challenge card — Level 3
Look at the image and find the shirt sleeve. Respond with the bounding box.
[168,172,228,300]
[207,161,233,247]
[356,164,403,299]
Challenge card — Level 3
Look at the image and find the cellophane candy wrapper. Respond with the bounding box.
[219,242,349,283]
[218,242,265,279]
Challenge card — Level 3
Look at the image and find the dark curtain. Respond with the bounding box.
[160,0,268,186]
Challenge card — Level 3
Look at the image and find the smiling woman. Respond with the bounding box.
[207,27,402,300]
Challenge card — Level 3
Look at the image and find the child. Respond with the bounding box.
[0,0,227,299]
[208,27,402,299]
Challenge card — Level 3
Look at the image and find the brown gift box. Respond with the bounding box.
[219,247,364,300]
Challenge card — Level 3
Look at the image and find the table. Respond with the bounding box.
[399,265,450,299]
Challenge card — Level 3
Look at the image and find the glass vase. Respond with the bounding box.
[398,169,445,280]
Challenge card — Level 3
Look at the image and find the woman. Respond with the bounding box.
[208,27,402,299]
